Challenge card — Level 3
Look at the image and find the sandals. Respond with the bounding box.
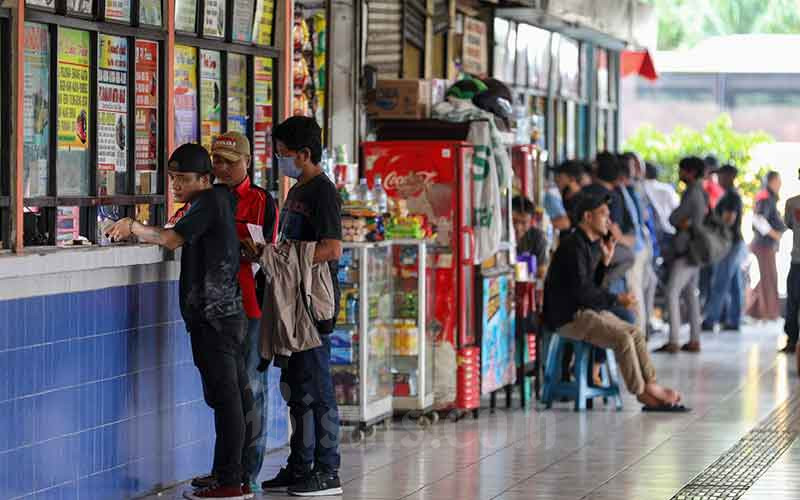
[642,403,691,413]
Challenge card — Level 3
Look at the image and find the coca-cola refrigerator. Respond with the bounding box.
[362,140,479,412]
[512,144,545,207]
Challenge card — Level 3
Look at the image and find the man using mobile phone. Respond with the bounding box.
[543,194,686,411]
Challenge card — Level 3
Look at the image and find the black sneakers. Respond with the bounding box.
[261,467,305,492]
[191,474,216,489]
[287,470,342,497]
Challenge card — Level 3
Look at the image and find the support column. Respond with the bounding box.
[11,0,25,253]
[328,0,359,161]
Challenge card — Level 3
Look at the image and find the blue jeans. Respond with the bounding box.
[703,241,747,327]
[243,318,268,482]
[281,335,340,474]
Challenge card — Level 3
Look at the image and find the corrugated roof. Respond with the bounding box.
[654,35,800,74]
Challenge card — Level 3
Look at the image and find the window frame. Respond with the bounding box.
[174,0,281,192]
[0,10,10,249]
[17,0,282,248]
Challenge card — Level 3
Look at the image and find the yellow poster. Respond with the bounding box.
[57,27,90,150]
[252,0,275,46]
[174,44,198,145]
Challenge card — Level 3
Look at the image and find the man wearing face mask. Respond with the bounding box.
[262,116,343,497]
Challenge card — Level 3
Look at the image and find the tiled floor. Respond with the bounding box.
[142,321,799,500]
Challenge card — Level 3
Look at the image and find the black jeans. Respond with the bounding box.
[281,335,341,474]
[785,263,800,346]
[188,313,254,487]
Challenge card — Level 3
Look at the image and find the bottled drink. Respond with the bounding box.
[373,174,388,214]
[358,178,373,209]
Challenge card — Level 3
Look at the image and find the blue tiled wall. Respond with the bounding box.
[0,281,288,500]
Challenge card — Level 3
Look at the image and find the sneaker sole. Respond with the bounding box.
[288,486,343,497]
[183,491,245,500]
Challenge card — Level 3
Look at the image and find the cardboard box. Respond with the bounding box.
[368,79,431,119]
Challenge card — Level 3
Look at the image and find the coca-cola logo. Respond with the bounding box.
[384,171,438,197]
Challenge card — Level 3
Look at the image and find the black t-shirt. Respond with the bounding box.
[173,185,243,323]
[716,188,743,242]
[280,174,343,314]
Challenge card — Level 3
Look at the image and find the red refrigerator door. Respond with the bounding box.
[512,145,534,201]
[456,145,475,348]
[362,141,469,347]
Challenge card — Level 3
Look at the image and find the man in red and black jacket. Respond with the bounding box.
[187,131,278,494]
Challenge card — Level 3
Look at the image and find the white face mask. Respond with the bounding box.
[276,154,303,179]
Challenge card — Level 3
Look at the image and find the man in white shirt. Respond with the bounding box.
[643,162,679,240]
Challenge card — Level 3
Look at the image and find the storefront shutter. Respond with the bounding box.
[366,0,404,77]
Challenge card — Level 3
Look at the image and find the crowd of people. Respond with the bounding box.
[513,152,798,387]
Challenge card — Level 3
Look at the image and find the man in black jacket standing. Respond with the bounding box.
[543,194,684,409]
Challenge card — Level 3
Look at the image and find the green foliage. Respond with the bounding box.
[643,0,800,50]
[623,115,773,206]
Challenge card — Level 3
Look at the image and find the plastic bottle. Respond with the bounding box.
[358,178,373,209]
[373,174,388,214]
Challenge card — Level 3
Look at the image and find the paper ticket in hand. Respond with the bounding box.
[752,215,772,236]
[247,224,265,245]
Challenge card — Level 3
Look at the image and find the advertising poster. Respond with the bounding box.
[559,37,580,98]
[480,275,516,394]
[97,35,128,176]
[253,57,273,185]
[203,0,226,38]
[252,0,275,46]
[200,50,222,151]
[227,53,248,134]
[232,0,256,42]
[174,45,198,146]
[175,0,197,32]
[58,28,90,150]
[136,40,159,172]
[463,17,488,76]
[26,0,56,8]
[68,0,92,14]
[58,27,90,195]
[140,0,162,26]
[23,22,50,198]
[105,0,131,23]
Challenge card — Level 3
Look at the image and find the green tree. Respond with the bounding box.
[643,0,800,50]
[623,114,773,208]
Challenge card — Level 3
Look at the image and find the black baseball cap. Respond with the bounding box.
[554,160,584,179]
[574,193,611,221]
[716,164,738,177]
[168,143,212,174]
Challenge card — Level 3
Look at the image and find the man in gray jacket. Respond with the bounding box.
[655,157,708,354]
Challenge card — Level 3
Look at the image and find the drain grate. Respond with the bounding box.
[670,394,800,500]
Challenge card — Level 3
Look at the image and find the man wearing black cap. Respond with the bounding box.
[543,193,684,410]
[553,160,586,224]
[108,144,253,500]
[702,164,746,333]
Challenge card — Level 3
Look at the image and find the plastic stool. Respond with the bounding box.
[541,333,623,411]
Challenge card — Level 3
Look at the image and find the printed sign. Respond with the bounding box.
[200,50,222,151]
[252,0,275,45]
[98,35,128,174]
[174,45,198,146]
[463,17,488,75]
[136,40,159,172]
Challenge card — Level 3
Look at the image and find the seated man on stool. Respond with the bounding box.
[542,193,686,410]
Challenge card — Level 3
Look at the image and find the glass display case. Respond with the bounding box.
[389,240,437,424]
[333,242,394,440]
